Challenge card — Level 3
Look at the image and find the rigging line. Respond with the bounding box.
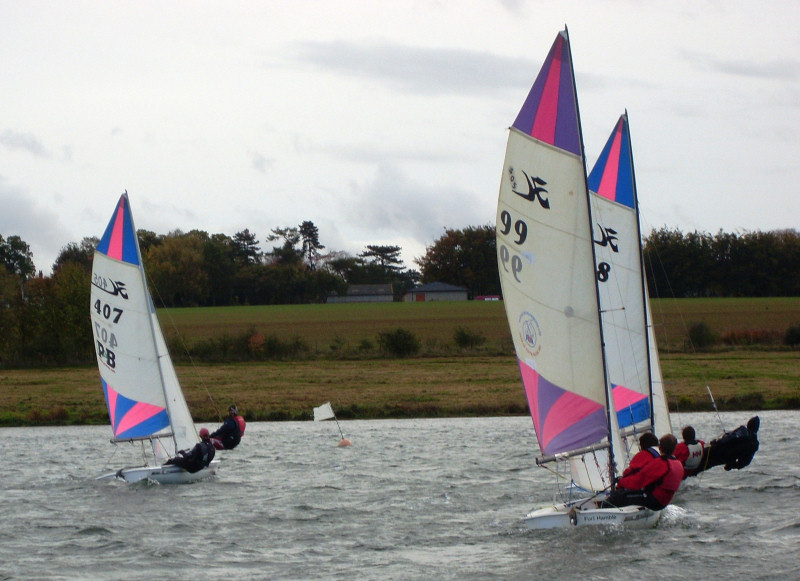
[539,461,570,481]
[673,396,683,434]
[144,269,223,424]
[575,484,613,508]
[102,444,120,470]
[706,384,727,433]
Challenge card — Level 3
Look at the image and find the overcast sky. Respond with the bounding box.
[2,1,798,275]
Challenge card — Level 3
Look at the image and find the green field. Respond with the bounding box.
[157,297,800,354]
[1,298,799,426]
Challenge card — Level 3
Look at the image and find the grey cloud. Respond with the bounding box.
[0,178,71,273]
[290,40,537,96]
[251,151,274,174]
[0,130,50,158]
[343,163,487,256]
[683,51,799,80]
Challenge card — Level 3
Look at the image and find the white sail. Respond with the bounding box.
[646,281,672,438]
[496,30,616,479]
[503,31,664,529]
[587,114,672,462]
[91,193,198,460]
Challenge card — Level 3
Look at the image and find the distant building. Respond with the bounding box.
[328,283,394,303]
[403,281,468,302]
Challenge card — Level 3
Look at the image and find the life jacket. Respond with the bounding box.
[235,415,246,436]
[683,441,705,470]
[622,447,660,478]
[200,440,215,466]
[648,457,683,507]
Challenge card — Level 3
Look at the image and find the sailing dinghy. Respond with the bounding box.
[92,193,218,484]
[496,30,664,529]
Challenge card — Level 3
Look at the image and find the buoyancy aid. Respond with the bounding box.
[235,415,246,436]
[200,440,215,466]
[622,446,661,478]
[683,441,705,470]
[648,457,683,507]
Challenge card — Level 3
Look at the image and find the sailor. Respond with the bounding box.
[604,434,684,511]
[703,416,760,472]
[165,428,216,473]
[675,425,706,478]
[210,405,246,450]
[621,432,660,478]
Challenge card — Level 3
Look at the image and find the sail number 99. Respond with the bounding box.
[499,210,527,282]
[499,210,528,244]
[93,299,123,323]
[499,245,523,282]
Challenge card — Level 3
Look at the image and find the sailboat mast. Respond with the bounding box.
[624,111,657,434]
[565,28,619,484]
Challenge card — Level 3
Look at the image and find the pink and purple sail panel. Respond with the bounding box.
[102,379,169,440]
[512,31,581,157]
[96,194,140,266]
[612,384,649,428]
[588,115,635,209]
[519,361,607,456]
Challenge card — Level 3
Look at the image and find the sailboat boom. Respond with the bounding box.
[536,441,610,466]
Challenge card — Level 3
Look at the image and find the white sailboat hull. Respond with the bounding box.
[97,459,219,484]
[524,502,660,530]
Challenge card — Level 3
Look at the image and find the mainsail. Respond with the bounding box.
[496,30,617,472]
[90,193,197,456]
[588,114,672,451]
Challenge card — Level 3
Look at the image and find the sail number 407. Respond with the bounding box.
[93,299,123,323]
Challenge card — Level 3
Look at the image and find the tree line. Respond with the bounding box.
[1,225,799,366]
[643,227,800,298]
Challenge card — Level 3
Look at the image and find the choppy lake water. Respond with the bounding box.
[1,411,798,580]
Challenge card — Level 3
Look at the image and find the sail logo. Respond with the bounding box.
[91,274,129,300]
[593,224,619,252]
[518,311,542,357]
[593,224,618,283]
[509,167,550,209]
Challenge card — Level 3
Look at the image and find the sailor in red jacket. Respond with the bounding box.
[622,432,660,478]
[674,425,706,478]
[604,434,684,511]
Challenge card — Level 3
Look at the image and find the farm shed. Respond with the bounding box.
[328,283,394,303]
[403,282,468,302]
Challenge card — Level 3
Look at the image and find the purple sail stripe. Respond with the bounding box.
[512,31,580,156]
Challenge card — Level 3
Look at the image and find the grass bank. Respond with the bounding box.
[2,352,798,427]
[1,298,799,426]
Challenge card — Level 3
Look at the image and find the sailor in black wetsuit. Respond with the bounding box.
[165,428,216,473]
[699,416,760,473]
